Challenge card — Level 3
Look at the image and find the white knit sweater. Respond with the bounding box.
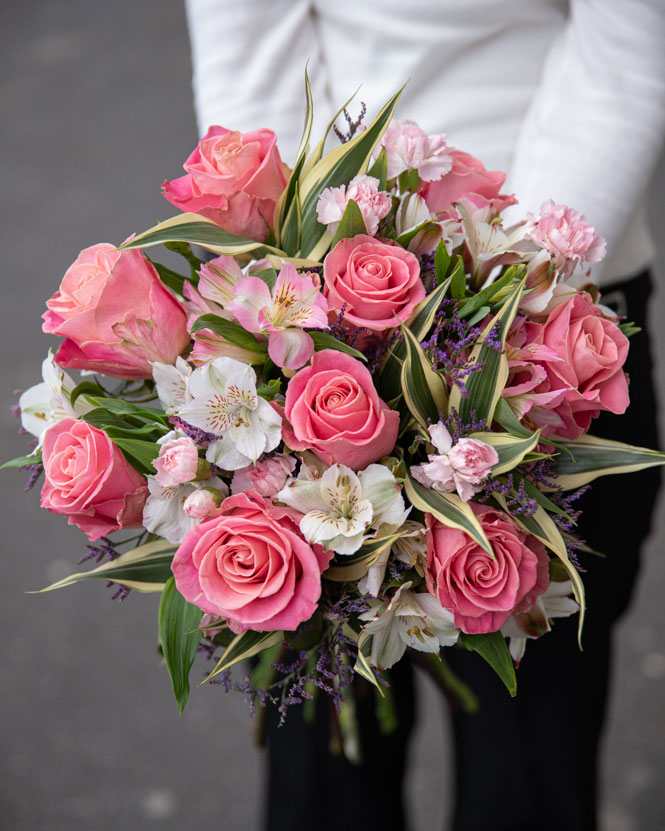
[185,0,665,285]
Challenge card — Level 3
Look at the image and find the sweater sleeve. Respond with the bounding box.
[505,0,665,276]
[184,0,328,162]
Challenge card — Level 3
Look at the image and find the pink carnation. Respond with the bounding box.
[162,127,288,242]
[425,503,550,634]
[527,200,606,276]
[379,119,453,182]
[231,454,297,498]
[172,491,333,632]
[316,175,392,237]
[154,437,200,488]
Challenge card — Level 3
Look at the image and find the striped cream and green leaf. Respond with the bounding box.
[378,270,454,402]
[158,576,203,714]
[206,630,284,682]
[550,434,665,489]
[400,323,448,429]
[119,213,288,259]
[297,87,403,260]
[33,538,176,594]
[274,69,314,249]
[494,397,533,438]
[468,430,541,476]
[343,625,384,694]
[325,529,407,582]
[494,493,585,644]
[449,275,525,425]
[404,470,493,555]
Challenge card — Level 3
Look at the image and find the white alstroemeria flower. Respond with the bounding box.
[19,351,93,448]
[501,580,579,664]
[358,520,428,597]
[359,581,459,669]
[151,356,192,413]
[277,463,408,555]
[178,357,282,471]
[394,193,444,256]
[143,475,227,544]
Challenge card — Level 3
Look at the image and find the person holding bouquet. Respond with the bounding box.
[182,1,665,828]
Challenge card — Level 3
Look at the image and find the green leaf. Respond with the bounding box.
[274,68,314,248]
[378,271,454,401]
[298,87,403,260]
[158,576,203,714]
[1,452,42,470]
[32,538,176,594]
[119,213,288,259]
[395,219,440,250]
[397,168,420,193]
[404,470,493,555]
[206,630,284,681]
[494,492,585,645]
[325,529,406,582]
[69,381,108,406]
[191,314,268,355]
[550,434,665,489]
[449,276,525,425]
[345,626,384,695]
[163,240,203,278]
[494,397,533,438]
[309,331,367,361]
[109,437,160,474]
[457,269,515,320]
[400,324,448,429]
[449,255,466,299]
[329,198,367,249]
[82,397,169,425]
[253,267,278,292]
[434,240,450,286]
[367,146,388,191]
[151,260,189,295]
[466,305,491,327]
[468,430,541,476]
[460,632,516,696]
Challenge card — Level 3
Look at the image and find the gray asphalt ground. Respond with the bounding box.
[2,3,665,830]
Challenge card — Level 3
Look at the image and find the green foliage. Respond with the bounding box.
[206,630,284,682]
[158,577,203,714]
[309,331,367,361]
[329,199,367,249]
[191,314,268,356]
[460,632,517,696]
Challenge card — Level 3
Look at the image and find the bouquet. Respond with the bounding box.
[8,77,664,743]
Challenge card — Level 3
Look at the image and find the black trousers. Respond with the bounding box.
[264,271,661,831]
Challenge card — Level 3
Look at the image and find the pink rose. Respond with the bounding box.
[421,149,516,219]
[154,437,200,488]
[316,175,392,237]
[172,490,332,632]
[40,418,147,541]
[379,119,453,181]
[231,453,296,497]
[517,292,629,439]
[282,350,400,470]
[162,127,288,242]
[425,503,549,634]
[527,200,606,277]
[43,244,190,380]
[323,235,425,333]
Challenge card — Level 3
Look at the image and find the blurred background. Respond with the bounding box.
[1,2,665,829]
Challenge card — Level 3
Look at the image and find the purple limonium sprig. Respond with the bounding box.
[79,535,118,565]
[477,473,538,517]
[442,408,488,443]
[168,415,217,448]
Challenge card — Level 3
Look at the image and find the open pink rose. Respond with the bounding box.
[421,149,515,219]
[162,127,288,242]
[43,244,189,380]
[282,349,399,470]
[425,503,549,634]
[40,418,147,541]
[518,291,629,438]
[323,235,425,333]
[172,490,332,632]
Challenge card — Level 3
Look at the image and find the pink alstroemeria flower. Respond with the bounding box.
[230,262,329,369]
